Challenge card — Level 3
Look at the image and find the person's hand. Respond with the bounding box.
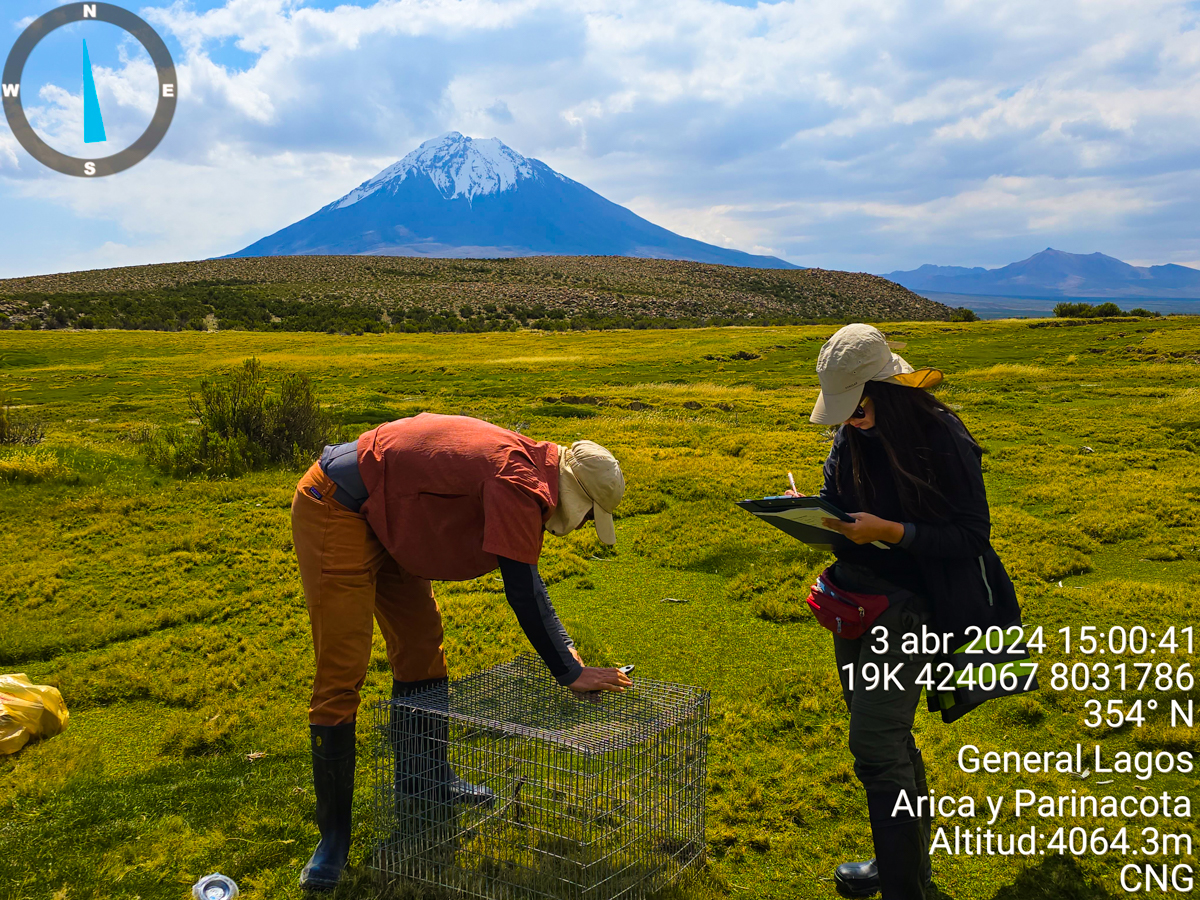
[568,666,633,694]
[784,489,806,498]
[821,512,904,545]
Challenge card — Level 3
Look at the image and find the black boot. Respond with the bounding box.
[392,678,494,807]
[867,791,928,900]
[300,722,356,892]
[834,858,882,898]
[836,832,933,895]
[835,752,933,898]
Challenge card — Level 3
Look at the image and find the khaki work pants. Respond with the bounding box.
[291,462,448,725]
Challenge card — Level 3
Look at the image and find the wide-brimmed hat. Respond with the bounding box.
[809,324,943,424]
[556,440,624,544]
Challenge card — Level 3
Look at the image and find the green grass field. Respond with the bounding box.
[1,318,1198,900]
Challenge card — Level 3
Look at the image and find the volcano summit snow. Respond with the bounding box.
[334,135,534,206]
[227,133,795,268]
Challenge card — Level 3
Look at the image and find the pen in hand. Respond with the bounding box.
[787,471,799,496]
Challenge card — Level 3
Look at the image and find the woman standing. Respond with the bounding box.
[794,324,1032,900]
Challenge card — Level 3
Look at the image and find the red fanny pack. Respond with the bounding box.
[805,567,891,639]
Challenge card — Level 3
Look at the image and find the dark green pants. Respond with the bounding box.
[831,563,938,795]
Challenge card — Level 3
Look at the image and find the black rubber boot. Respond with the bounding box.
[835,750,933,898]
[300,722,356,893]
[867,791,928,900]
[392,678,494,807]
[834,858,882,898]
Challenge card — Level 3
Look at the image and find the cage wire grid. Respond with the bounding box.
[371,654,710,900]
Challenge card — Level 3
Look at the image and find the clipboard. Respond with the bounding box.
[736,496,891,551]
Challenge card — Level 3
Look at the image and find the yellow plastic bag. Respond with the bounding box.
[0,673,69,755]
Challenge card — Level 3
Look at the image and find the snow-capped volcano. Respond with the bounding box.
[226,133,795,268]
[333,133,541,207]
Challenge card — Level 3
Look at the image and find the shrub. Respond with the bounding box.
[1053,302,1095,318]
[0,399,45,445]
[141,358,336,478]
[1053,301,1128,318]
[949,306,979,322]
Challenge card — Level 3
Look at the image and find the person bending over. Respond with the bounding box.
[290,412,631,892]
[790,325,1031,900]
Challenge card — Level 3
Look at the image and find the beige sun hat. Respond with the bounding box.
[551,441,625,544]
[809,323,944,424]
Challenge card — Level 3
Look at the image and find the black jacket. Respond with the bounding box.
[820,411,1032,721]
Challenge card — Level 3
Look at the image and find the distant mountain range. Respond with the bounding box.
[884,248,1200,300]
[226,132,796,269]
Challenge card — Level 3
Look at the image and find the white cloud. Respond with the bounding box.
[1,0,1199,276]
[0,131,18,170]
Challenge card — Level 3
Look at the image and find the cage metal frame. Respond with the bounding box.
[371,654,710,900]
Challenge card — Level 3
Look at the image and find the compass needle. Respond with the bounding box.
[82,39,106,144]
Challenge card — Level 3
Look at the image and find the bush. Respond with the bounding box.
[141,358,336,478]
[1053,302,1095,318]
[949,306,979,322]
[1053,301,1137,318]
[0,400,45,445]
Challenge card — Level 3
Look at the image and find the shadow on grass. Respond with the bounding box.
[345,856,1113,900]
[958,854,1113,900]
[335,860,726,900]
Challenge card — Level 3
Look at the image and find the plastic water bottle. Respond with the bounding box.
[192,873,239,900]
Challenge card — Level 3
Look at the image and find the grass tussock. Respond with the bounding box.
[727,560,826,623]
[0,399,44,445]
[0,448,76,484]
[959,363,1051,379]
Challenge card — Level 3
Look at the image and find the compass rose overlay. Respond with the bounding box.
[2,3,177,177]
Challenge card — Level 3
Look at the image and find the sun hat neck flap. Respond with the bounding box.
[544,454,592,538]
[809,324,940,424]
[549,441,624,545]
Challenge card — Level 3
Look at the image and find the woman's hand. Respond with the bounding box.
[821,512,904,545]
[784,489,806,498]
[568,666,633,693]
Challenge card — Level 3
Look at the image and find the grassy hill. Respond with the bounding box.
[1,318,1198,899]
[0,255,956,333]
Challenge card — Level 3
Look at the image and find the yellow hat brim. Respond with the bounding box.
[887,368,943,389]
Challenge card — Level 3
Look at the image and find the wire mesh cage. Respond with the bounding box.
[371,654,710,900]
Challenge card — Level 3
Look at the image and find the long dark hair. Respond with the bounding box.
[840,380,979,522]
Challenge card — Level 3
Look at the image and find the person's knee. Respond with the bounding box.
[848,711,914,779]
[309,703,359,727]
[848,727,891,769]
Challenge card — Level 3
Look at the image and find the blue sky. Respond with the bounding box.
[2,0,1200,277]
